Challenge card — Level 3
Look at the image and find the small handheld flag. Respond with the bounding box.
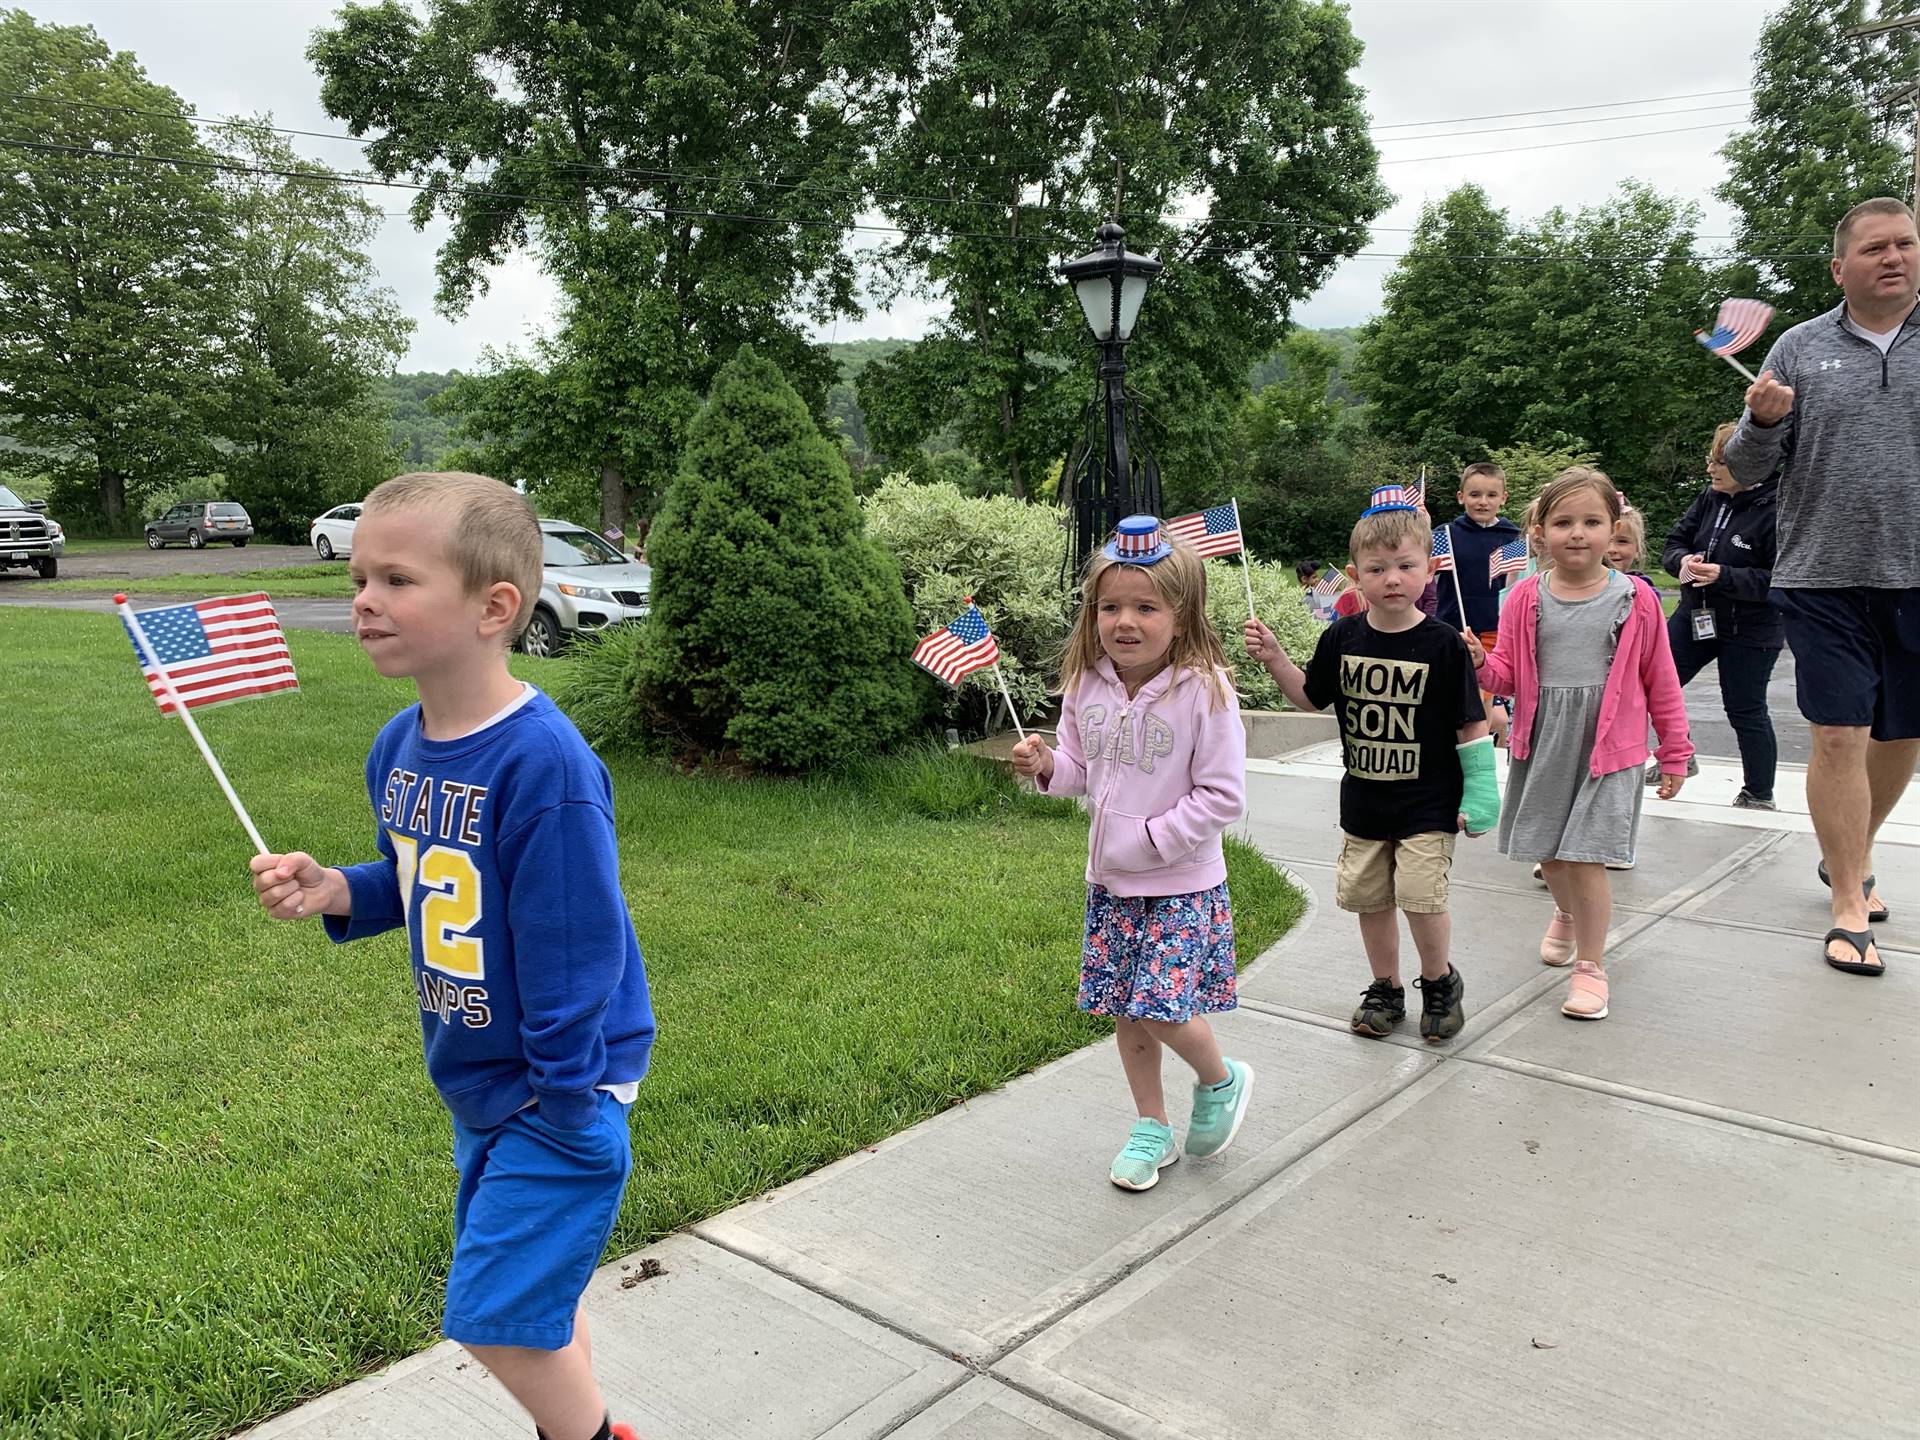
[1164,503,1244,558]
[1407,467,1426,512]
[116,591,296,855]
[1310,565,1347,600]
[911,598,1026,739]
[1694,298,1775,383]
[1489,538,1531,582]
[1429,527,1454,571]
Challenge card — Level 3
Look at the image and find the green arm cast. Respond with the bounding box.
[1457,736,1500,837]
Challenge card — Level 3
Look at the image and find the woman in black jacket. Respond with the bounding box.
[1660,421,1786,810]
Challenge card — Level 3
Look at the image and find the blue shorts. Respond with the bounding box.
[1773,587,1920,741]
[445,1090,633,1349]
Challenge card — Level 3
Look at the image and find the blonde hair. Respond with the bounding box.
[1459,461,1506,488]
[1349,507,1431,562]
[1611,506,1646,568]
[362,471,544,635]
[1525,465,1620,536]
[1834,197,1915,258]
[1060,541,1233,708]
[1708,420,1739,466]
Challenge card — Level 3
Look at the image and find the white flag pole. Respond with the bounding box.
[1231,497,1257,624]
[1695,333,1758,383]
[1443,527,1469,629]
[989,661,1027,741]
[116,593,269,855]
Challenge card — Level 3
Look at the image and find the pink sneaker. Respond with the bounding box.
[1540,910,1575,967]
[1562,960,1609,1019]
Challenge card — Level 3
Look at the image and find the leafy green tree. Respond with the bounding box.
[1718,0,1919,322]
[0,11,228,528]
[634,347,920,770]
[211,122,411,539]
[1351,184,1519,463]
[845,0,1387,501]
[310,1,868,533]
[376,370,463,467]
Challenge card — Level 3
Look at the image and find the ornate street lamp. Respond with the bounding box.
[1059,220,1163,583]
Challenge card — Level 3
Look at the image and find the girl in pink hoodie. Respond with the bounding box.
[1466,469,1692,1022]
[1010,516,1252,1193]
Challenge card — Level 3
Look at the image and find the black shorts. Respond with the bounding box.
[1772,587,1920,740]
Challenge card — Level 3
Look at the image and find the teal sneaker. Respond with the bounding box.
[1109,1118,1178,1191]
[1185,1058,1255,1159]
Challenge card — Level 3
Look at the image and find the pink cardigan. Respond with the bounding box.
[1040,659,1246,897]
[1477,573,1693,778]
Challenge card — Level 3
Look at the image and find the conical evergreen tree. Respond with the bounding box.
[636,345,920,769]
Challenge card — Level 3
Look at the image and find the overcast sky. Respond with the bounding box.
[25,0,1778,371]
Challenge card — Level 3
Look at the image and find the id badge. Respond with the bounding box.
[1691,608,1717,641]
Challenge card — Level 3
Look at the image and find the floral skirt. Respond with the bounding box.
[1079,882,1238,1023]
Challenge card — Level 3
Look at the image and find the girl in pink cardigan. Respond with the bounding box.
[1010,516,1252,1193]
[1465,470,1692,1021]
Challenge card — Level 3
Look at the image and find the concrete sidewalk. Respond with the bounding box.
[246,752,1920,1440]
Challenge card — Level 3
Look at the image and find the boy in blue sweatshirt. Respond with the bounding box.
[250,471,653,1440]
[1433,461,1524,744]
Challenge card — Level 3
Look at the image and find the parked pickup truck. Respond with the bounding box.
[0,483,63,578]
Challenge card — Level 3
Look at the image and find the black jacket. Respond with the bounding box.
[1660,480,1784,646]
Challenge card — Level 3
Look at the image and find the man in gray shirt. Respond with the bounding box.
[1726,197,1920,977]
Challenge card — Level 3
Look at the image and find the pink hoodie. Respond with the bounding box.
[1477,573,1693,778]
[1040,659,1247,897]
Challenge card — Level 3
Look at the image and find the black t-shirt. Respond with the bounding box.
[1303,614,1486,840]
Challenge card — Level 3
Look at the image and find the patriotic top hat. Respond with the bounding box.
[1361,484,1417,516]
[1103,514,1173,565]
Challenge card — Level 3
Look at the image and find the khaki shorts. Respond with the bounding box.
[1335,831,1456,915]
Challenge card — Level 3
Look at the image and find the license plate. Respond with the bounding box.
[8,552,25,561]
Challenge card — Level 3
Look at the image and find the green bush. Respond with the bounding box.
[860,475,1071,723]
[633,346,920,770]
[1208,556,1327,711]
[550,619,650,754]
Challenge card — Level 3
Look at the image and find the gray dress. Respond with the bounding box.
[1499,570,1645,865]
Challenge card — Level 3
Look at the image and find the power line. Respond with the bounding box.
[1373,100,1748,143]
[0,133,1831,267]
[1371,86,1751,131]
[1378,119,1746,165]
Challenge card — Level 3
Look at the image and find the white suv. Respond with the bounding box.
[518,520,651,657]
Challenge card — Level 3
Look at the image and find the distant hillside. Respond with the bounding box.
[377,371,464,468]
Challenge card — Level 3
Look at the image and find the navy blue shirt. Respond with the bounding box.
[327,690,655,1131]
[1434,516,1525,634]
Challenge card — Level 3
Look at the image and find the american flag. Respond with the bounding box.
[911,601,1001,686]
[1489,538,1531,582]
[1696,298,1775,357]
[1431,526,1454,571]
[1163,502,1244,558]
[1407,467,1426,511]
[123,592,298,714]
[1310,565,1347,600]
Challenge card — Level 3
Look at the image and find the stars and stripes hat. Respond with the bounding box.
[1361,484,1417,516]
[1103,514,1173,565]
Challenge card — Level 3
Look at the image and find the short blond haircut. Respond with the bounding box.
[1611,506,1646,568]
[1060,540,1234,708]
[1459,461,1506,488]
[362,471,544,635]
[1834,197,1915,258]
[1349,507,1432,562]
[1708,420,1739,466]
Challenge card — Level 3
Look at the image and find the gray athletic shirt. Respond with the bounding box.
[1723,300,1920,589]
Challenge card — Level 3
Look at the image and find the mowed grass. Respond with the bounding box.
[33,563,351,599]
[0,610,1304,1440]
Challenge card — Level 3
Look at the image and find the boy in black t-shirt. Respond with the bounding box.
[1244,491,1501,1043]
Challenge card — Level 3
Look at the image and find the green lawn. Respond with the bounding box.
[0,611,1303,1440]
[35,563,351,599]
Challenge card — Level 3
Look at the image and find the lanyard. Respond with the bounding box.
[1703,499,1732,563]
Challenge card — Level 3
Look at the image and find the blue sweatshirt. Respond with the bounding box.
[1434,515,1524,633]
[325,690,655,1131]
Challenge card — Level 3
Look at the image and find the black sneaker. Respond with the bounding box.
[1414,966,1465,1044]
[1732,789,1778,812]
[1350,979,1405,1037]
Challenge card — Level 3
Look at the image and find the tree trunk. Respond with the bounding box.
[100,466,125,529]
[600,455,627,541]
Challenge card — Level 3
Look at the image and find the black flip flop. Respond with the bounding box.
[1818,860,1890,923]
[1823,927,1884,976]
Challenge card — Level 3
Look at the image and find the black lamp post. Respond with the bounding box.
[1058,220,1163,582]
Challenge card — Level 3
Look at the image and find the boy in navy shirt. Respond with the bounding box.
[251,472,653,1440]
[1434,461,1524,745]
